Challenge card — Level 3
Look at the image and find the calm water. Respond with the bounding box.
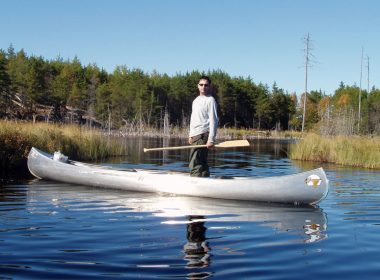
[1,138,380,279]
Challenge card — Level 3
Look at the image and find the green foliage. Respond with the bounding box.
[368,89,380,133]
[0,51,11,115]
[269,83,294,130]
[255,84,272,129]
[208,70,233,124]
[1,45,380,135]
[7,49,29,96]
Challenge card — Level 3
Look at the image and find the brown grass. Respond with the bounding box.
[289,133,380,169]
[0,120,127,172]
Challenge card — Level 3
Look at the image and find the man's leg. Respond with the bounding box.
[189,137,209,177]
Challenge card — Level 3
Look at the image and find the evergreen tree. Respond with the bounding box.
[255,84,272,130]
[149,71,170,128]
[3,45,379,135]
[367,88,380,134]
[7,49,28,100]
[0,51,11,116]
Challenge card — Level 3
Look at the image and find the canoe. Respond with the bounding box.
[27,147,329,205]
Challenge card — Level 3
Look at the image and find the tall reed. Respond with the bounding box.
[0,120,128,172]
[289,133,380,169]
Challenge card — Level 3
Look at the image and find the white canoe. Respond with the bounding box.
[27,147,329,205]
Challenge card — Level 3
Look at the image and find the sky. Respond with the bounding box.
[1,0,380,95]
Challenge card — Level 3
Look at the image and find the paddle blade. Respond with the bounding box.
[215,140,250,148]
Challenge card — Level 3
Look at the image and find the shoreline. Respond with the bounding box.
[1,121,379,176]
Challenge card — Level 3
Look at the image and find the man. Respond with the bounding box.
[188,76,218,177]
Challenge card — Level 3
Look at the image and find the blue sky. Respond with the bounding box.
[2,0,379,95]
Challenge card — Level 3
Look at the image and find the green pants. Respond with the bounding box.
[189,134,210,177]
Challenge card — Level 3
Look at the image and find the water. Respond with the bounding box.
[1,138,380,279]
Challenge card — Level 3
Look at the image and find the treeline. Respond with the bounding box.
[0,45,379,135]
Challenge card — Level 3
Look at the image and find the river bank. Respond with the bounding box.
[0,121,127,175]
[1,121,379,176]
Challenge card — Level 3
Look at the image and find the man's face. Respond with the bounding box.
[198,79,210,95]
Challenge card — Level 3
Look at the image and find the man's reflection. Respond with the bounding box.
[183,215,211,268]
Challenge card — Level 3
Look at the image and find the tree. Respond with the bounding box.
[7,49,29,116]
[301,33,315,132]
[95,83,112,128]
[288,93,300,130]
[84,64,107,126]
[209,70,234,126]
[255,85,272,130]
[166,72,199,127]
[269,83,294,130]
[230,77,257,128]
[26,56,47,103]
[367,88,380,134]
[0,51,11,116]
[66,57,86,110]
[149,71,170,128]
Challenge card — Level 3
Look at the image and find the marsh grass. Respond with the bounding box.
[216,128,302,140]
[3,120,378,173]
[290,133,380,169]
[0,120,127,172]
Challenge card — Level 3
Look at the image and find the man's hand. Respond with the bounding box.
[188,137,193,144]
[206,142,214,149]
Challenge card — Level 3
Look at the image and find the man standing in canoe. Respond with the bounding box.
[188,75,218,177]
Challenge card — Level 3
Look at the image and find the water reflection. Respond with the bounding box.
[0,184,27,204]
[0,180,330,279]
[163,200,328,245]
[184,216,211,268]
[26,181,328,245]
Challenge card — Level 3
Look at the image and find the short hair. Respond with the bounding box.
[199,75,211,84]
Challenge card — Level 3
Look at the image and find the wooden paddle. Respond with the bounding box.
[143,140,250,152]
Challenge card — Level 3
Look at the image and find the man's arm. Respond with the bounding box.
[207,97,218,148]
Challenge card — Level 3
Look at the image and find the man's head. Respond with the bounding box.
[198,76,211,95]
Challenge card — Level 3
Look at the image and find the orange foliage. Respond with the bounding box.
[337,94,350,107]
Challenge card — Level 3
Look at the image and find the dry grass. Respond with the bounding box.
[289,133,380,169]
[0,120,127,172]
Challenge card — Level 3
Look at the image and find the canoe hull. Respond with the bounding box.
[27,147,329,205]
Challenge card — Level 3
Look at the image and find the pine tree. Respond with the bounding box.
[0,51,11,116]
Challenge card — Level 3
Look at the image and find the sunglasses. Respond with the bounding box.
[198,83,209,87]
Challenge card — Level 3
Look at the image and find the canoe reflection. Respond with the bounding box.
[26,181,328,279]
[27,181,328,245]
[152,196,328,244]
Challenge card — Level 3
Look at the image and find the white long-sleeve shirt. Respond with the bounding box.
[189,95,218,143]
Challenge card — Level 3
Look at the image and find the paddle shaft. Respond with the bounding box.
[143,140,250,152]
[144,144,208,152]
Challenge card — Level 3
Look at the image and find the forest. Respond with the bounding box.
[1,45,379,135]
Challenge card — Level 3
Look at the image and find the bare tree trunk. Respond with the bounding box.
[358,47,363,133]
[302,33,312,132]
